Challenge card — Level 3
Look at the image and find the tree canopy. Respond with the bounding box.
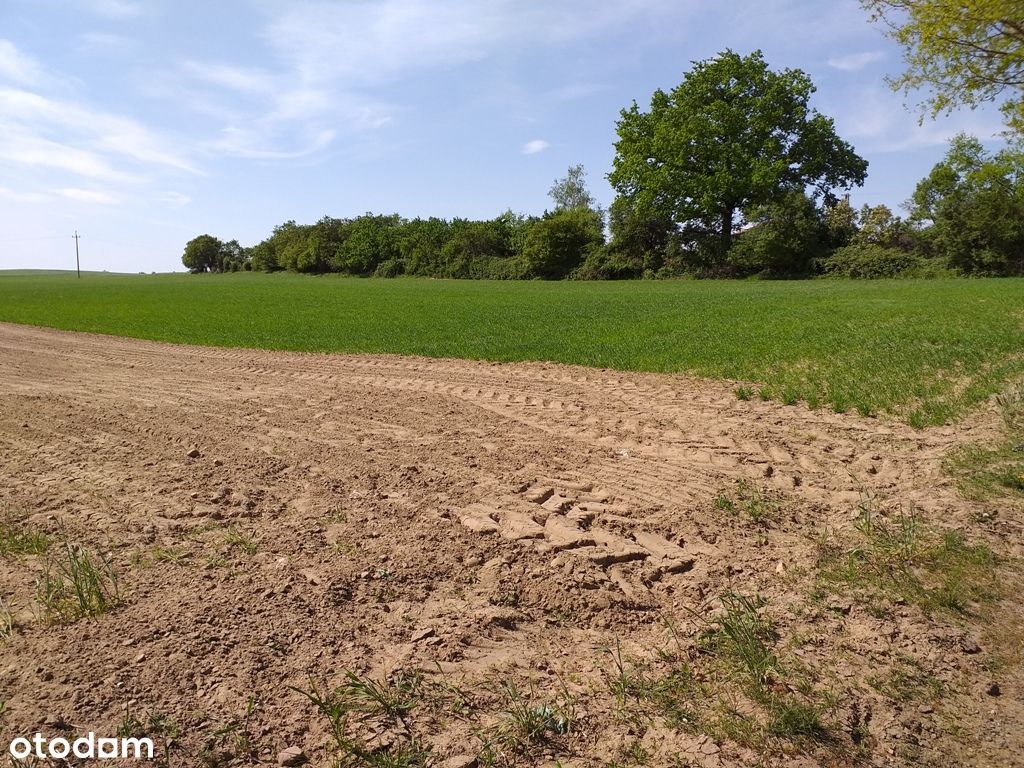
[863,0,1024,133]
[608,50,868,264]
[549,164,598,211]
[909,132,1024,274]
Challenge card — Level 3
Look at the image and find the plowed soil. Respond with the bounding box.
[0,322,1021,767]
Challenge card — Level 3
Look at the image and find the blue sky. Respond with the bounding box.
[0,0,1009,272]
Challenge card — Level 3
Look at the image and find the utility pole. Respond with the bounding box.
[73,231,81,278]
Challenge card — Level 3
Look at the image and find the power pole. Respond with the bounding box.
[73,231,81,278]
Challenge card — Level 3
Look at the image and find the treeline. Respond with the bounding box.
[184,50,1024,280]
[184,134,1024,280]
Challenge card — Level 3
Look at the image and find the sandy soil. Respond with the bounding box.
[0,322,1021,767]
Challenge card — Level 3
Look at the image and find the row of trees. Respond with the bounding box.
[183,135,1023,279]
[185,19,1024,279]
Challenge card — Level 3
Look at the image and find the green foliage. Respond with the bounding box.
[862,0,1024,132]
[604,196,673,277]
[728,191,829,277]
[2,272,1024,425]
[523,208,605,279]
[494,679,573,752]
[909,133,1024,275]
[853,204,909,249]
[373,259,405,278]
[820,244,926,278]
[713,480,780,524]
[549,164,598,212]
[609,49,867,264]
[182,234,251,274]
[335,215,402,275]
[822,197,859,248]
[182,234,222,273]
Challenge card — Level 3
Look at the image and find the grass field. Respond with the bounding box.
[1,270,1022,426]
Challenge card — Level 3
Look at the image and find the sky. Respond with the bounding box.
[0,0,1011,273]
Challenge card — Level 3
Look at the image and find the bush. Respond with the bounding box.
[523,208,605,279]
[819,244,926,278]
[373,259,405,278]
[728,192,827,277]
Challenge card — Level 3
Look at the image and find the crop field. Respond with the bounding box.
[1,271,1023,426]
[1,274,1023,767]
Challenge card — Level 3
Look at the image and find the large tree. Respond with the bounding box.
[609,50,868,263]
[182,234,224,273]
[862,0,1024,133]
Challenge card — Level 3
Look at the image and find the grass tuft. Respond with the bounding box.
[818,501,1000,616]
[35,537,120,623]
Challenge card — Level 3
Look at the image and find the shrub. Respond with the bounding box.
[819,244,926,279]
[523,208,605,279]
[373,259,405,278]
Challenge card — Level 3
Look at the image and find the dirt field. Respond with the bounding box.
[1,322,1021,767]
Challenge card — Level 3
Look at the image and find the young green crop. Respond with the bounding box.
[0,271,1021,426]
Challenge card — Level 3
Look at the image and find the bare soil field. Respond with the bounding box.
[0,322,1021,767]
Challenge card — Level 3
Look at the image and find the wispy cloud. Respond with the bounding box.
[522,139,550,155]
[169,0,677,160]
[0,39,43,85]
[181,61,277,96]
[55,187,120,205]
[833,85,1005,153]
[0,185,48,204]
[0,127,137,183]
[0,86,198,176]
[827,50,885,72]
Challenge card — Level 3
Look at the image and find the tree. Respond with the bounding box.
[909,132,1024,274]
[862,0,1024,133]
[853,204,908,249]
[606,196,675,276]
[609,50,868,264]
[182,234,223,273]
[728,191,828,276]
[523,208,604,279]
[335,214,401,275]
[549,164,597,211]
[823,196,859,248]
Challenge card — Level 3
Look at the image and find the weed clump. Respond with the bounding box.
[35,538,121,623]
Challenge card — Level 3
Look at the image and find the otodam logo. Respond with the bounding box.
[8,732,155,761]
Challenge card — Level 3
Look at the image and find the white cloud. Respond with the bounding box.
[54,187,120,205]
[167,0,675,160]
[0,127,138,183]
[827,51,885,72]
[181,62,277,96]
[522,139,550,155]
[206,125,338,160]
[831,85,1005,153]
[0,186,49,204]
[0,40,43,85]
[0,87,198,176]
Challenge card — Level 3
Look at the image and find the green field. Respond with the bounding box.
[1,271,1022,426]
